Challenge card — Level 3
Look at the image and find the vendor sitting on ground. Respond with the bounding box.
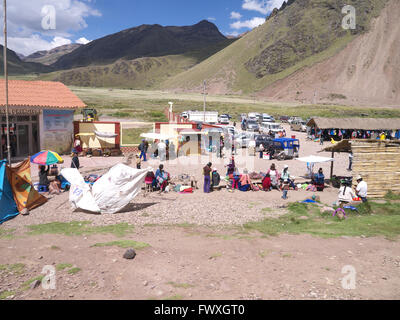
[39,165,50,189]
[280,165,296,190]
[211,168,221,191]
[262,173,271,191]
[267,163,280,190]
[337,180,356,208]
[238,168,253,192]
[155,164,170,193]
[313,168,325,185]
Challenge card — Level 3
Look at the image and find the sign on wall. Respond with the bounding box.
[43,110,74,154]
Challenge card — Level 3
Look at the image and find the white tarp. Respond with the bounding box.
[94,131,118,139]
[60,168,101,213]
[296,155,334,163]
[61,164,151,214]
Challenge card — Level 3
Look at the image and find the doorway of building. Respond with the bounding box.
[0,115,40,160]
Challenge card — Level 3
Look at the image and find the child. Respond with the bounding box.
[71,152,80,170]
[136,154,141,169]
[282,180,289,199]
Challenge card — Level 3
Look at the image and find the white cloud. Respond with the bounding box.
[242,0,286,15]
[230,17,265,30]
[0,0,100,55]
[76,37,91,45]
[225,31,240,37]
[0,35,72,56]
[230,11,243,20]
[207,17,216,21]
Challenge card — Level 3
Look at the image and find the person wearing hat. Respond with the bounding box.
[280,165,296,190]
[355,175,368,203]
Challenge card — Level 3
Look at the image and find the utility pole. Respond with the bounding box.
[203,80,206,123]
[3,0,11,165]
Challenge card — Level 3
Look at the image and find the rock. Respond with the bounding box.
[299,216,309,220]
[322,206,335,213]
[31,279,42,289]
[123,249,136,260]
[143,281,148,287]
[38,256,43,260]
[21,208,30,216]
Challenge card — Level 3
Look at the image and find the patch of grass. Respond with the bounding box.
[121,126,152,145]
[244,201,400,239]
[259,250,270,258]
[91,240,150,249]
[0,228,16,239]
[384,191,400,201]
[0,263,26,275]
[56,263,73,271]
[21,275,44,291]
[166,282,195,289]
[0,290,15,300]
[209,252,222,259]
[282,253,292,258]
[26,221,134,237]
[50,245,61,250]
[67,267,81,275]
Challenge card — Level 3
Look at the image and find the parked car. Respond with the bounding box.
[272,138,300,160]
[234,132,255,148]
[280,115,290,123]
[218,115,230,124]
[255,134,273,151]
[246,119,260,132]
[221,113,231,120]
[290,120,307,132]
[261,114,275,123]
[288,116,303,124]
[262,122,284,135]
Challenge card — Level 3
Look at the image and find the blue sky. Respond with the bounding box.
[1,0,285,55]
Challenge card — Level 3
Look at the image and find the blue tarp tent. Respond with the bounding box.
[0,160,19,224]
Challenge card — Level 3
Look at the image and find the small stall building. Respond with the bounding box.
[0,80,86,160]
[307,117,400,140]
[322,139,400,198]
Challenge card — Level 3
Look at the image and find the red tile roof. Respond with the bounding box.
[0,80,86,109]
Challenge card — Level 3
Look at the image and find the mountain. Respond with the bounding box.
[162,0,395,106]
[40,39,234,89]
[24,43,82,65]
[52,20,228,70]
[0,45,53,75]
[259,0,400,107]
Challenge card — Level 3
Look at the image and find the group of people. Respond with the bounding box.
[203,157,317,200]
[337,175,368,206]
[309,128,400,142]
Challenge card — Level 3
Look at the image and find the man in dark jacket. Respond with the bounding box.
[211,168,221,191]
[139,139,148,161]
[71,152,80,169]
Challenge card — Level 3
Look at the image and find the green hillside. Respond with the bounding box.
[162,0,389,94]
[40,39,235,89]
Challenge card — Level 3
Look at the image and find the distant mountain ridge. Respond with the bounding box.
[24,44,82,65]
[52,20,228,70]
[0,45,53,74]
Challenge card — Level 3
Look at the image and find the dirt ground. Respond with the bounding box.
[1,125,399,300]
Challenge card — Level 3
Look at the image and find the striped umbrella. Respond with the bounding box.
[30,150,64,166]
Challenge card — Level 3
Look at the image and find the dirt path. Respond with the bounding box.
[1,227,399,300]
